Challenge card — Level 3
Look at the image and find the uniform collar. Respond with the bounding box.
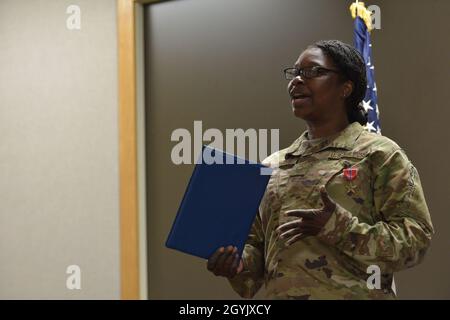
[285,122,365,158]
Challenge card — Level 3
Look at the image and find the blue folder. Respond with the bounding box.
[165,145,273,259]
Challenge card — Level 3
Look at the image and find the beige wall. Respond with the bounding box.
[0,0,120,299]
[135,3,149,300]
[144,0,450,299]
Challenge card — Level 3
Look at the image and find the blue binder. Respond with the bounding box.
[165,145,273,259]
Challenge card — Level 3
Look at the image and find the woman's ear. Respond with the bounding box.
[342,80,354,98]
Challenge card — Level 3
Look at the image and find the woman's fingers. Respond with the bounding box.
[276,217,316,234]
[279,227,302,240]
[236,259,244,274]
[208,247,244,278]
[284,209,318,219]
[215,246,234,274]
[285,233,305,246]
[223,247,237,271]
[207,245,237,277]
[228,253,240,278]
[320,186,336,211]
[207,247,224,271]
[276,219,302,234]
[277,218,319,241]
[207,247,244,278]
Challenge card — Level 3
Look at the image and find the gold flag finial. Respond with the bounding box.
[350,1,373,32]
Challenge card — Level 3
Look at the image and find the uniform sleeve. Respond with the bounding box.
[227,210,265,298]
[317,149,434,273]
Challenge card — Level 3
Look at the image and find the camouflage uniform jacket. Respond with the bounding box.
[228,122,434,299]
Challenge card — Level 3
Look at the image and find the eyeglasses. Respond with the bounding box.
[283,66,340,80]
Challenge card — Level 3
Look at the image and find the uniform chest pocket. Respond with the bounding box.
[326,153,372,198]
[281,152,372,213]
[277,159,344,218]
[325,152,375,223]
[276,151,375,225]
[287,160,343,190]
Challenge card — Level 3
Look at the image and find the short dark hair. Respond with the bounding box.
[310,40,368,125]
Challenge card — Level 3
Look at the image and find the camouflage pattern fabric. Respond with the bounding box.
[228,122,434,299]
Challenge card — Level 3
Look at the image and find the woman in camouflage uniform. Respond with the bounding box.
[206,40,434,299]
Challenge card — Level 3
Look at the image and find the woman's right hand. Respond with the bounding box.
[207,245,244,278]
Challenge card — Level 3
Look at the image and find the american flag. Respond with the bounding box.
[354,13,381,134]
